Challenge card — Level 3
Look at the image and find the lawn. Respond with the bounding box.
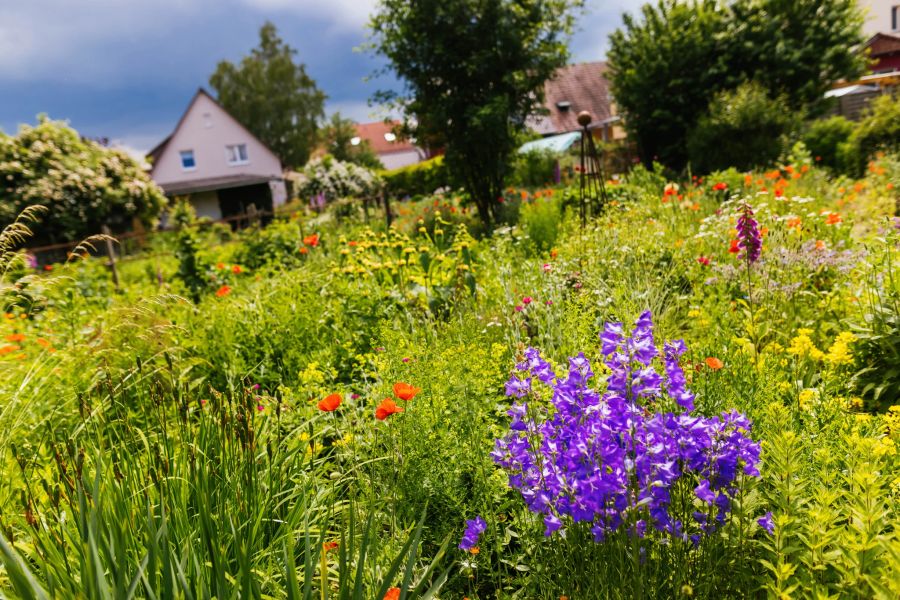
[1,154,900,598]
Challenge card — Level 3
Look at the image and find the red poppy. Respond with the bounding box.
[43,265,53,272]
[323,541,339,552]
[393,382,421,401]
[375,399,404,420]
[232,265,243,274]
[299,247,309,255]
[318,393,342,412]
[825,213,842,225]
[216,262,226,270]
[384,589,401,600]
[303,234,320,247]
[215,285,232,297]
[728,239,740,254]
[705,357,724,371]
[697,256,710,266]
[713,182,728,191]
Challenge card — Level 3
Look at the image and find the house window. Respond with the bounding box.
[180,150,196,170]
[226,144,249,165]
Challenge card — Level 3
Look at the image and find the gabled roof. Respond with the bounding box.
[147,88,280,173]
[528,62,614,136]
[354,121,417,155]
[863,32,900,56]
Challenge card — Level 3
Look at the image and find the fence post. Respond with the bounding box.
[101,225,120,292]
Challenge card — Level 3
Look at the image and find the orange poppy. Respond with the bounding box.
[323,541,339,552]
[728,239,740,254]
[705,357,724,371]
[216,262,226,270]
[815,240,827,250]
[232,265,243,274]
[299,247,309,255]
[375,399,404,420]
[5,333,25,343]
[303,234,320,247]
[318,393,342,412]
[36,338,52,349]
[384,589,401,600]
[825,213,842,225]
[393,382,421,401]
[215,285,232,298]
[0,345,21,355]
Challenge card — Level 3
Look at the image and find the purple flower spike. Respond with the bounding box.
[459,516,487,550]
[736,203,762,264]
[757,512,774,534]
[492,310,763,544]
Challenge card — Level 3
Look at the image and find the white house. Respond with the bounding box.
[860,0,900,36]
[148,89,288,221]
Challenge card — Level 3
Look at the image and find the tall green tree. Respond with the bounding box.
[608,0,866,170]
[319,113,384,170]
[369,0,582,228]
[209,22,326,168]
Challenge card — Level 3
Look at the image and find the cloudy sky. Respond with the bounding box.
[0,0,646,154]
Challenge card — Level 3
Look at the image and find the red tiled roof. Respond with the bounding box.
[354,121,417,155]
[529,62,614,135]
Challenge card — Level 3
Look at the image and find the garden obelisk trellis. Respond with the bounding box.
[577,111,610,229]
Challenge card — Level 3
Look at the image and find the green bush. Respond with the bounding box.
[510,149,558,188]
[382,156,450,198]
[800,116,855,173]
[0,117,167,245]
[843,94,900,176]
[687,82,792,173]
[519,196,562,253]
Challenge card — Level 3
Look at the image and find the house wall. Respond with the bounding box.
[862,0,899,36]
[151,93,284,189]
[379,148,424,170]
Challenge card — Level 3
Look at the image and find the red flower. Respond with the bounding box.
[43,265,53,272]
[215,285,232,297]
[303,234,320,247]
[384,589,401,600]
[825,213,842,225]
[393,382,421,401]
[323,541,339,552]
[318,393,342,412]
[705,357,724,371]
[522,296,533,305]
[232,265,243,274]
[375,399,404,420]
[697,256,710,266]
[728,239,740,254]
[299,247,309,255]
[713,182,728,191]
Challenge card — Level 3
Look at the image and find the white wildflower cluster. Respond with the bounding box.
[292,156,382,203]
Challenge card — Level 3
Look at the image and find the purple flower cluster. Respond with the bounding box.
[736,203,762,264]
[492,311,761,544]
[459,516,487,550]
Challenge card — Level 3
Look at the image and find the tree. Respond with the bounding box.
[608,0,866,170]
[0,117,167,246]
[687,82,792,173]
[369,0,582,228]
[210,22,326,168]
[319,113,384,169]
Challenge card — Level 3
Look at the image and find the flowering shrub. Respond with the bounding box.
[493,311,761,542]
[292,155,383,202]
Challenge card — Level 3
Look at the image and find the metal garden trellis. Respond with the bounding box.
[576,110,611,229]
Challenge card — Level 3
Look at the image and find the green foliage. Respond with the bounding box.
[382,156,450,198]
[845,95,900,177]
[0,117,166,245]
[174,225,209,303]
[369,0,583,228]
[687,82,792,173]
[519,195,562,253]
[511,149,559,188]
[801,116,856,173]
[209,22,326,168]
[319,113,384,170]
[609,0,866,168]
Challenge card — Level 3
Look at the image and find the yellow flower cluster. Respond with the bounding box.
[798,388,819,411]
[885,405,900,437]
[787,329,824,361]
[824,331,857,366]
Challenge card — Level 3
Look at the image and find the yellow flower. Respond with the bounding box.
[825,331,856,366]
[850,397,864,410]
[787,330,824,361]
[798,389,818,411]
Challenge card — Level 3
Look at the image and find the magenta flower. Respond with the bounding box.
[736,203,762,264]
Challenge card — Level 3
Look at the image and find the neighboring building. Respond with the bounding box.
[352,121,426,170]
[865,31,900,73]
[527,61,625,143]
[147,89,287,221]
[860,0,900,37]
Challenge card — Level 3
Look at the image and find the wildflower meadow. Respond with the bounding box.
[2,150,900,599]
